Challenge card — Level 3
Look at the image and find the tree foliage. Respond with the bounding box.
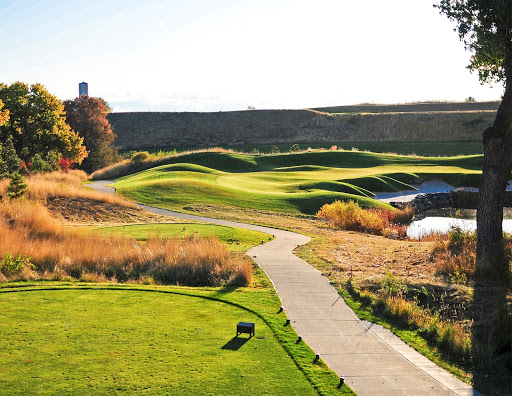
[64,96,119,173]
[6,172,27,199]
[0,82,87,165]
[0,99,8,128]
[437,1,512,276]
[437,0,512,84]
[437,0,512,85]
[0,137,21,178]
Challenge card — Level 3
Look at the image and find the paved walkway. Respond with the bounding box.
[89,180,481,396]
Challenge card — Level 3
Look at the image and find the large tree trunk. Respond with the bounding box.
[476,56,512,281]
[473,57,512,380]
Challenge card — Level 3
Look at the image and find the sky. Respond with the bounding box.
[0,0,505,112]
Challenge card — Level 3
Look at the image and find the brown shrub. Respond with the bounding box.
[431,227,476,278]
[316,200,413,238]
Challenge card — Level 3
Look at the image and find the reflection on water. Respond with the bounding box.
[407,217,512,239]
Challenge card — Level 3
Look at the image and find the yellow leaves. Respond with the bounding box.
[0,99,9,127]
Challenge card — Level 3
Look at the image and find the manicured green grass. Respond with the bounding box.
[94,223,273,252]
[0,280,353,395]
[112,151,482,215]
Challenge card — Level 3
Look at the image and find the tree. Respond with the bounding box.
[0,99,8,127]
[0,82,87,165]
[0,137,21,178]
[64,96,119,173]
[437,1,512,378]
[6,172,27,199]
[437,1,512,281]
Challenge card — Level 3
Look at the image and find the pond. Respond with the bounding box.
[407,216,512,240]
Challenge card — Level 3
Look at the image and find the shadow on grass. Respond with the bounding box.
[471,279,512,395]
[210,285,241,299]
[221,336,250,351]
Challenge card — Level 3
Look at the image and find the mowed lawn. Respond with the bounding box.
[0,288,320,395]
[112,151,482,215]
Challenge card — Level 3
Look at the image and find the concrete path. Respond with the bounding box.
[89,180,481,396]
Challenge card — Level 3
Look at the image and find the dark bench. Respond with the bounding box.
[236,322,255,337]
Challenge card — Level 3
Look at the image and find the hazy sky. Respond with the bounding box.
[0,0,505,112]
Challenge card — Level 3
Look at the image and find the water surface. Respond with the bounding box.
[407,217,512,239]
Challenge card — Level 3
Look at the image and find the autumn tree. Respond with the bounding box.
[0,82,87,165]
[0,100,18,178]
[0,99,8,127]
[64,96,119,173]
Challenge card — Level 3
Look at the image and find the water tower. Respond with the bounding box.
[79,82,88,96]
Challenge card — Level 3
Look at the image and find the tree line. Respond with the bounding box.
[0,81,119,183]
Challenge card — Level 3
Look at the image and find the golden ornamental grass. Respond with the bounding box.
[317,200,413,237]
[0,170,137,208]
[0,171,251,286]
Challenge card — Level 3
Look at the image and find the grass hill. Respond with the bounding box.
[111,150,482,215]
[107,101,499,150]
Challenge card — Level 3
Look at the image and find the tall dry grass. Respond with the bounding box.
[348,279,471,361]
[0,170,137,208]
[431,227,477,278]
[0,170,252,285]
[0,198,251,286]
[431,227,512,282]
[317,200,413,238]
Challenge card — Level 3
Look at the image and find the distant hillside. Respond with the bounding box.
[311,101,500,114]
[107,102,499,150]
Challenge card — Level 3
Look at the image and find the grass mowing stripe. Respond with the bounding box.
[112,151,482,215]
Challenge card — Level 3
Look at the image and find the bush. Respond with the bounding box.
[431,227,477,277]
[289,144,300,152]
[29,152,60,173]
[130,151,151,163]
[316,200,412,237]
[57,157,76,173]
[6,172,27,199]
[30,154,47,173]
[0,253,33,276]
[271,145,280,154]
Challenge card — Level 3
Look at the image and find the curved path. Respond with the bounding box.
[90,180,481,396]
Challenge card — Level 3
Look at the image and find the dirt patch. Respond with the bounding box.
[314,228,436,285]
[46,196,187,225]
